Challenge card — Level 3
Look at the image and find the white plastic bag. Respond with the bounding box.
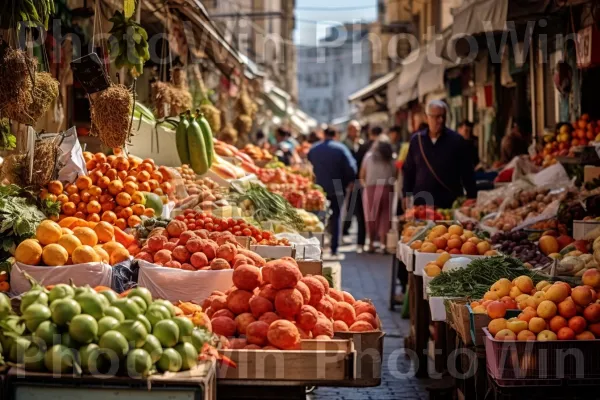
[275,233,321,260]
[56,127,87,183]
[137,260,233,303]
[11,262,112,295]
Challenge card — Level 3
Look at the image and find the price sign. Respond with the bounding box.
[71,53,110,94]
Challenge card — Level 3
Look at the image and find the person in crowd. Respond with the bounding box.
[457,120,479,167]
[308,128,357,257]
[274,127,301,166]
[255,130,268,149]
[307,131,321,144]
[360,135,396,253]
[388,126,402,155]
[402,100,477,209]
[501,117,532,164]
[341,121,366,250]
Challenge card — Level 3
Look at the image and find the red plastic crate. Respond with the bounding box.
[484,328,600,383]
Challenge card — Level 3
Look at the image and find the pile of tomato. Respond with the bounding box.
[174,210,289,246]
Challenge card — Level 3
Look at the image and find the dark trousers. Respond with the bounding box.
[342,186,366,246]
[328,194,343,254]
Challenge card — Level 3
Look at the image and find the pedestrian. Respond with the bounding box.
[402,100,477,209]
[308,127,357,257]
[457,120,479,167]
[500,117,532,164]
[388,125,402,155]
[341,121,366,250]
[274,127,301,166]
[343,120,363,154]
[360,135,396,253]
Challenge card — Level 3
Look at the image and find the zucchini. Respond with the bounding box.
[187,118,209,175]
[175,113,191,165]
[197,111,214,167]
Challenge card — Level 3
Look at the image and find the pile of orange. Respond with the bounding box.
[42,151,175,230]
[14,219,132,267]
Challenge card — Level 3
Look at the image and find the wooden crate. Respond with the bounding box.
[249,245,295,259]
[334,331,384,387]
[448,299,472,346]
[218,339,355,382]
[7,361,216,400]
[297,260,323,276]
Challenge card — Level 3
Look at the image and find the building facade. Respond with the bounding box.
[297,24,372,124]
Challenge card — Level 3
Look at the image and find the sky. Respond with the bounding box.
[293,0,378,46]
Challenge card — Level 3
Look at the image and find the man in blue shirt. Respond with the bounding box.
[402,100,477,209]
[308,128,357,256]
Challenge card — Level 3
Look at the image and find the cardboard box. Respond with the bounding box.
[235,236,251,249]
[250,245,295,259]
[334,331,384,387]
[297,260,323,276]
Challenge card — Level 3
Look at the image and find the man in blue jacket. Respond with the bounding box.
[402,100,477,209]
[308,127,357,256]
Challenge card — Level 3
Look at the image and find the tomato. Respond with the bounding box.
[188,223,196,230]
[262,231,271,239]
[196,220,205,228]
[204,217,213,224]
[184,209,194,215]
[199,212,207,219]
[242,228,252,236]
[233,230,242,236]
[205,223,214,231]
[250,226,258,235]
[254,234,263,242]
[239,223,247,230]
[176,215,185,221]
[228,218,236,227]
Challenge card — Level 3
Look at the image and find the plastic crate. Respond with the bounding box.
[467,306,520,347]
[484,328,600,383]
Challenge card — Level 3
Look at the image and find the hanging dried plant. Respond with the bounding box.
[22,137,60,187]
[90,84,133,148]
[10,72,59,125]
[234,114,253,136]
[0,47,37,119]
[0,154,25,185]
[151,81,172,119]
[169,88,192,116]
[171,67,188,90]
[234,86,253,116]
[218,123,238,145]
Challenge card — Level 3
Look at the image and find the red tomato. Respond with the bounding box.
[199,212,207,219]
[205,223,214,231]
[184,209,194,215]
[250,226,258,234]
[204,217,213,224]
[233,230,242,236]
[228,218,236,227]
[239,223,247,230]
[176,215,185,221]
[196,220,205,228]
[254,234,263,242]
[242,228,252,236]
[262,231,271,239]
[188,223,196,230]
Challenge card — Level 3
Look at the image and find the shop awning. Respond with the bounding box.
[394,48,426,108]
[348,71,397,103]
[452,0,509,38]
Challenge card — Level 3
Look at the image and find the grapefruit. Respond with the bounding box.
[34,321,59,347]
[44,344,76,373]
[142,334,163,363]
[22,303,51,332]
[111,298,141,320]
[49,284,75,303]
[157,348,182,372]
[145,304,170,327]
[172,317,194,342]
[15,239,43,265]
[69,314,98,344]
[98,316,120,337]
[98,330,129,360]
[76,292,106,320]
[51,298,81,326]
[116,320,148,348]
[104,306,125,322]
[174,342,198,371]
[154,319,179,347]
[126,349,153,377]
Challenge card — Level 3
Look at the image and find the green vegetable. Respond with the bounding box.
[175,114,191,166]
[187,118,209,175]
[231,183,304,231]
[108,10,150,77]
[428,256,541,299]
[196,112,214,167]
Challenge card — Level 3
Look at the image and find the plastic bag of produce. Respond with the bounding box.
[137,260,233,303]
[111,259,138,293]
[275,233,321,260]
[55,127,87,183]
[11,261,112,295]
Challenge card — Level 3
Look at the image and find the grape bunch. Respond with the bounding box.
[491,231,551,267]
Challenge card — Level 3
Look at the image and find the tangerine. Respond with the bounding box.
[68,193,81,205]
[108,180,124,196]
[101,211,118,224]
[89,170,103,184]
[160,182,173,194]
[83,151,93,162]
[80,191,91,203]
[117,170,128,180]
[138,182,151,192]
[131,192,145,205]
[147,180,159,191]
[76,176,92,190]
[153,188,164,196]
[47,180,63,195]
[143,208,155,218]
[66,184,79,195]
[86,159,96,170]
[74,211,86,219]
[113,156,129,171]
[124,176,137,183]
[131,204,145,216]
[127,215,142,228]
[97,176,111,189]
[107,155,117,165]
[62,202,76,216]
[94,153,107,163]
[105,169,118,181]
[87,213,100,223]
[116,192,132,207]
[89,186,102,197]
[115,218,127,230]
[137,170,150,182]
[119,207,133,219]
[123,182,138,195]
[101,201,115,212]
[86,201,102,214]
[139,162,154,173]
[97,163,111,174]
[151,171,163,183]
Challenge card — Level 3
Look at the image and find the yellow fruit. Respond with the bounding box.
[72,245,100,264]
[93,245,110,263]
[36,220,63,245]
[72,227,98,247]
[424,263,442,277]
[93,221,114,243]
[15,239,43,265]
[110,247,130,265]
[103,241,126,256]
[61,227,74,235]
[57,234,83,256]
[42,244,69,266]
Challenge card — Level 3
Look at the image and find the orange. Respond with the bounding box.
[107,155,117,165]
[103,241,126,256]
[66,184,78,195]
[89,186,102,197]
[72,245,100,264]
[97,176,111,189]
[131,204,145,216]
[153,188,164,196]
[131,192,145,205]
[160,182,173,194]
[105,169,118,181]
[93,245,110,263]
[57,234,82,255]
[119,207,133,219]
[123,182,138,195]
[94,153,107,163]
[115,218,127,230]
[137,170,150,182]
[139,162,154,173]
[114,206,124,215]
[57,194,69,204]
[68,193,81,205]
[83,151,93,162]
[47,180,63,195]
[97,162,111,174]
[74,211,86,219]
[88,195,99,203]
[86,159,96,170]
[101,211,118,224]
[42,243,69,266]
[36,220,63,245]
[43,193,57,202]
[80,191,91,203]
[76,203,87,214]
[94,221,115,243]
[86,201,102,214]
[143,208,155,217]
[117,170,128,180]
[127,215,142,228]
[124,176,137,183]
[62,202,76,216]
[108,180,124,196]
[138,182,151,192]
[151,171,164,183]
[113,156,130,171]
[101,201,115,212]
[89,170,103,184]
[147,179,159,191]
[116,192,132,207]
[61,227,73,235]
[72,227,98,247]
[76,176,92,190]
[129,155,142,169]
[110,247,130,265]
[87,213,100,223]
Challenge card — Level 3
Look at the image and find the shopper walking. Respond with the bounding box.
[360,135,396,253]
[308,128,357,256]
[500,117,532,164]
[402,100,477,209]
[457,120,479,167]
[341,121,366,249]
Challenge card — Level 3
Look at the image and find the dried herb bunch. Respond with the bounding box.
[90,84,133,148]
[0,47,37,120]
[11,72,59,125]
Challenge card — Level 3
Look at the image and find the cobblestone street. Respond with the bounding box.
[311,242,431,400]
